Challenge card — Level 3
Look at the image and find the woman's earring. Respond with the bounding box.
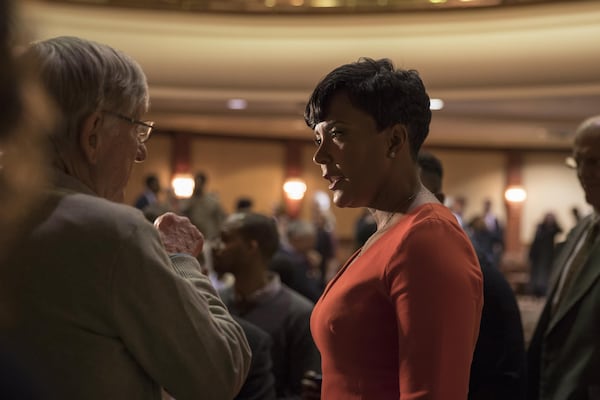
[389,151,396,158]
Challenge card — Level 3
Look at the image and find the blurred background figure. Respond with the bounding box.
[418,151,526,400]
[213,212,320,399]
[285,220,323,299]
[1,0,53,398]
[134,173,171,222]
[184,171,227,241]
[183,171,227,271]
[0,2,52,263]
[235,196,254,213]
[469,215,499,269]
[528,212,563,298]
[311,197,338,287]
[134,173,160,210]
[450,195,467,228]
[353,208,377,250]
[482,198,505,268]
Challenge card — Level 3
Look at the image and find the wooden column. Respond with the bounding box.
[172,131,191,176]
[504,151,524,257]
[284,140,304,219]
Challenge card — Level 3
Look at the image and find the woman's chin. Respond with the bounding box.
[332,191,355,208]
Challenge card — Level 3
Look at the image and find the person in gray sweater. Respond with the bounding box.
[0,36,250,400]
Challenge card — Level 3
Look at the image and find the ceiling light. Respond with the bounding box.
[227,98,247,110]
[310,0,339,7]
[430,98,444,110]
[429,0,447,4]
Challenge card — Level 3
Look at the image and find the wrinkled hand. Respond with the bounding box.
[154,212,204,257]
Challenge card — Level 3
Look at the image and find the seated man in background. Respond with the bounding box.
[418,151,526,400]
[214,212,321,399]
[0,36,250,400]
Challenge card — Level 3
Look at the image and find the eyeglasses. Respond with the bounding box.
[102,110,154,143]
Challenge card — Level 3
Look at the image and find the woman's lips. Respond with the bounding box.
[328,176,345,190]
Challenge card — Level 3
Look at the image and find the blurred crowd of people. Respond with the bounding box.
[1,2,598,399]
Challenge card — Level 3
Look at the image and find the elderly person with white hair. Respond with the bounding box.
[0,36,250,400]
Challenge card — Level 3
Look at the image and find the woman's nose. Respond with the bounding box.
[313,141,330,165]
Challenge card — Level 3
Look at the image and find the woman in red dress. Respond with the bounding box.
[304,58,483,400]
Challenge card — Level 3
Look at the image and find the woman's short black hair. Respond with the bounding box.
[304,57,431,158]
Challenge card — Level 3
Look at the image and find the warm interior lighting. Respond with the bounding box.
[264,0,276,6]
[310,0,338,7]
[290,0,304,6]
[283,178,307,200]
[172,174,195,198]
[429,0,447,4]
[430,98,444,110]
[504,186,527,203]
[227,98,247,110]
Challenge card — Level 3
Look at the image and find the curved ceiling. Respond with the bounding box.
[20,0,600,148]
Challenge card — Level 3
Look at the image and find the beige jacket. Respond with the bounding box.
[0,172,251,400]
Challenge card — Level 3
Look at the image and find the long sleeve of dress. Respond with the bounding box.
[387,218,483,400]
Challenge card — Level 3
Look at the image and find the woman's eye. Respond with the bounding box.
[331,130,343,139]
[314,137,322,146]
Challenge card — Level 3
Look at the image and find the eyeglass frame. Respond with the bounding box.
[102,109,154,143]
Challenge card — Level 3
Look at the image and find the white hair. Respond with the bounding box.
[23,36,149,154]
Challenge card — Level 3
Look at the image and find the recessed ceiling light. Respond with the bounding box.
[227,98,247,110]
[430,98,444,110]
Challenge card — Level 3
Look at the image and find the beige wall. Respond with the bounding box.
[428,148,507,227]
[188,137,286,216]
[522,152,591,243]
[124,133,592,250]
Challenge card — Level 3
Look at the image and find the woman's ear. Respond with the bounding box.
[248,239,261,255]
[79,111,103,164]
[388,123,408,158]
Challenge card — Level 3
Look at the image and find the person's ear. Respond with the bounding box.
[248,239,260,255]
[79,111,103,164]
[387,124,408,158]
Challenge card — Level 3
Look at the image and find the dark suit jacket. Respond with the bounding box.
[528,214,600,400]
[233,317,276,400]
[469,245,527,400]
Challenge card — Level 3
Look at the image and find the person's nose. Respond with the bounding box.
[313,140,330,166]
[135,143,147,163]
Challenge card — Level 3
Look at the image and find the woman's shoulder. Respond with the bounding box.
[404,202,460,230]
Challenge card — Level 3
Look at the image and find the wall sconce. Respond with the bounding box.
[171,173,195,199]
[283,178,307,201]
[504,186,527,203]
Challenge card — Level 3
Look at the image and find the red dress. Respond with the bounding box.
[311,203,483,399]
